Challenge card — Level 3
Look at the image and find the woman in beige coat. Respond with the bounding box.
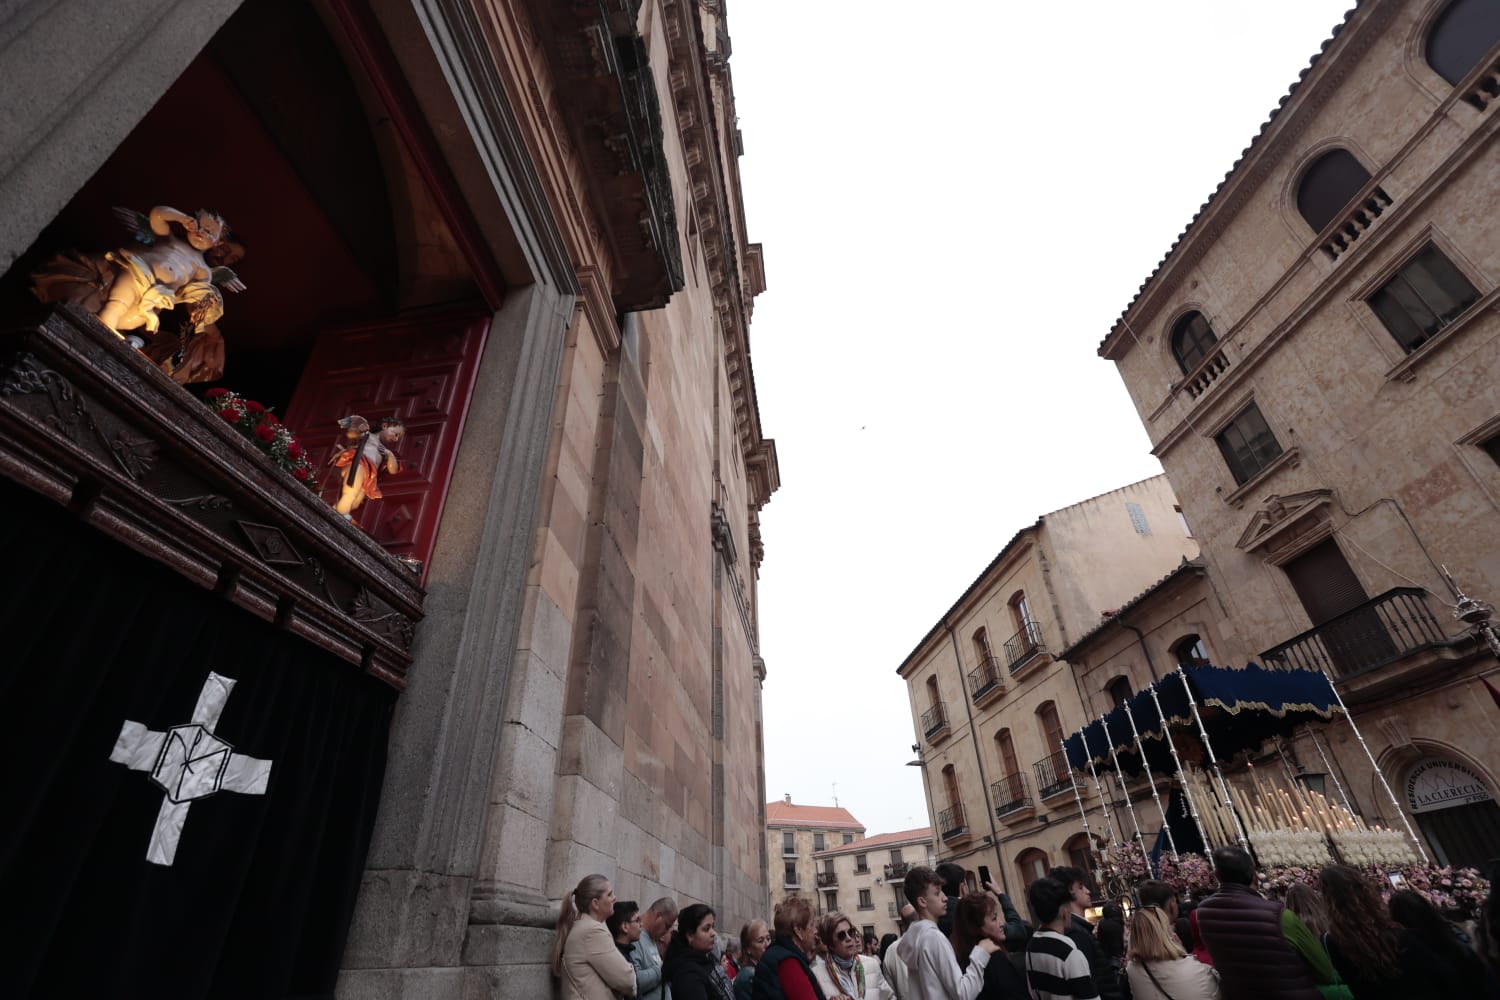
[553,874,639,1000]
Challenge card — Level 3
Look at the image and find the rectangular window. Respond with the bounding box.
[842,833,854,844]
[863,925,875,938]
[784,861,798,886]
[783,831,795,854]
[824,892,837,912]
[858,889,873,909]
[890,849,903,864]
[823,859,834,874]
[1367,245,1480,353]
[854,854,868,873]
[1126,502,1151,534]
[813,832,825,851]
[1174,505,1193,538]
[1215,403,1284,485]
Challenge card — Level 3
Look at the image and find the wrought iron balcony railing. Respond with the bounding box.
[816,871,838,888]
[921,702,949,739]
[992,771,1033,819]
[1033,750,1075,800]
[1260,587,1447,680]
[884,860,911,880]
[968,655,1003,703]
[1004,620,1046,673]
[938,804,968,840]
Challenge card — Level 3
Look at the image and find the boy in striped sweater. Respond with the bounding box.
[1023,878,1100,1000]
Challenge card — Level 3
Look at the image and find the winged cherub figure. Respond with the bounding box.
[330,415,404,523]
[31,205,246,345]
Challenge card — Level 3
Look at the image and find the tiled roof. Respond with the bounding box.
[814,827,932,857]
[1098,3,1364,357]
[765,801,864,830]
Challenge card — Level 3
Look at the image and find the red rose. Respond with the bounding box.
[219,408,241,423]
[245,400,266,413]
[293,466,311,481]
[261,412,279,425]
[255,424,276,442]
[204,387,230,398]
[287,441,303,459]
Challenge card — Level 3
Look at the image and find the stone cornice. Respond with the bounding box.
[660,0,775,508]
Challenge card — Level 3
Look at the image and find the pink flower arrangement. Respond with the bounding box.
[202,388,317,488]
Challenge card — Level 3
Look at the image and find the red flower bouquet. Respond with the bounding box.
[202,388,317,488]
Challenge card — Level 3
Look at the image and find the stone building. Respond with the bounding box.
[0,0,777,997]
[896,476,1199,895]
[765,799,865,916]
[811,827,936,939]
[1097,0,1500,868]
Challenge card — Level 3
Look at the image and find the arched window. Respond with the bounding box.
[1015,847,1050,887]
[994,728,1020,777]
[1170,311,1218,374]
[1426,0,1500,85]
[925,675,941,708]
[1105,675,1133,709]
[1063,833,1101,889]
[1172,634,1209,667]
[941,764,961,808]
[1036,701,1064,756]
[1297,149,1372,234]
[1009,591,1034,632]
[972,627,993,666]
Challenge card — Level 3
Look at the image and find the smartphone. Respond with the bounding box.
[1387,871,1405,889]
[978,865,992,887]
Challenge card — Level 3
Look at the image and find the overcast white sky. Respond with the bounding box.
[730,2,1356,836]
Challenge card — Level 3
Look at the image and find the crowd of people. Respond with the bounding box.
[552,849,1500,1000]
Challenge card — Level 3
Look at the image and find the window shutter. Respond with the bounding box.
[1283,539,1369,625]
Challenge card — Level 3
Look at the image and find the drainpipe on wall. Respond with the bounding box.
[1121,621,1162,682]
[944,619,1012,898]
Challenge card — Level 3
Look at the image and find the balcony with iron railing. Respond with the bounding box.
[921,702,951,743]
[1004,620,1046,675]
[857,897,874,911]
[968,654,1004,707]
[884,860,912,880]
[1260,587,1458,696]
[992,771,1034,822]
[816,871,838,888]
[937,804,969,842]
[1033,750,1075,801]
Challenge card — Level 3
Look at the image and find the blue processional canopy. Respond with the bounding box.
[1063,664,1344,776]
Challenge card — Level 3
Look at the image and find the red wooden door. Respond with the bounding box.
[283,310,489,575]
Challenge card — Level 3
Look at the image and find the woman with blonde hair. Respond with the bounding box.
[734,920,771,1000]
[552,874,639,1000]
[810,910,892,999]
[1126,904,1220,1000]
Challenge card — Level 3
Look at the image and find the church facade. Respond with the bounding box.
[0,0,776,996]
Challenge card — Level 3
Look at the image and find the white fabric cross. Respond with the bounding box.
[108,672,274,865]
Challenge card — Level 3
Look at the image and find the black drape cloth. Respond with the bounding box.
[0,477,395,998]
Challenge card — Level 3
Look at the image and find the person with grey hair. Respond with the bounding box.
[634,896,678,1000]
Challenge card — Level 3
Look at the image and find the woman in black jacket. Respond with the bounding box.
[663,903,736,1000]
[1320,865,1457,1000]
[950,891,1029,999]
[1387,888,1488,995]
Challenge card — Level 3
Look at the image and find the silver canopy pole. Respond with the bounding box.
[1319,669,1429,863]
[1303,724,1356,818]
[1062,738,1102,872]
[1148,681,1208,853]
[1103,713,1150,874]
[1176,666,1249,849]
[1082,732,1119,848]
[1123,700,1179,861]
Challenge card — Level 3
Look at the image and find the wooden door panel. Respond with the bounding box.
[283,310,489,574]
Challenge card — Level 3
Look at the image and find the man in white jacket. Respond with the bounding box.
[893,866,999,1000]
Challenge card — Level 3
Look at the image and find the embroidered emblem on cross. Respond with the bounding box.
[108,672,273,865]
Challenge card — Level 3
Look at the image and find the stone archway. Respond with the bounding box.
[1379,740,1500,869]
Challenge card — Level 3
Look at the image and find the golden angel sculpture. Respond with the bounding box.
[330,415,405,524]
[30,205,245,384]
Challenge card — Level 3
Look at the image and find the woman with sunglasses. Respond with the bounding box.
[811,912,893,1000]
[1126,904,1220,1000]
